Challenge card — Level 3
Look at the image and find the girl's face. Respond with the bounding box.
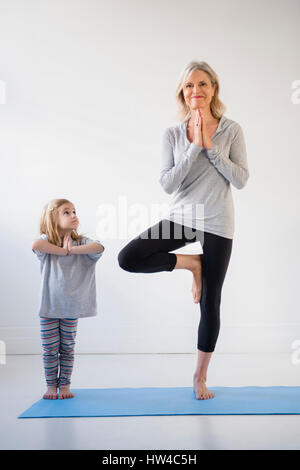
[182,69,216,112]
[57,203,79,233]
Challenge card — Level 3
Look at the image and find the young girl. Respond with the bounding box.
[32,198,104,400]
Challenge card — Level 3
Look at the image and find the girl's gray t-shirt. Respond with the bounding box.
[159,114,250,239]
[32,234,103,319]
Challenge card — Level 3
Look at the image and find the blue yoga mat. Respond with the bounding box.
[18,386,300,418]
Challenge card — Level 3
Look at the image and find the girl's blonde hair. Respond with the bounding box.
[176,60,226,122]
[39,198,85,246]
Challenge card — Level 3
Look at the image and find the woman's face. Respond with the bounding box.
[182,69,216,112]
[57,203,79,232]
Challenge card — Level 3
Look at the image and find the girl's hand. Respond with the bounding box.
[63,235,72,255]
[193,110,203,147]
[198,109,214,150]
[67,236,73,254]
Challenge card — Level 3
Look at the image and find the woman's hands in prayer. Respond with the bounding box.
[193,109,214,150]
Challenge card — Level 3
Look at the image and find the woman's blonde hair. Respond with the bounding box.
[39,198,85,246]
[176,60,226,122]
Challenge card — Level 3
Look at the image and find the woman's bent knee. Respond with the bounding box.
[118,248,138,272]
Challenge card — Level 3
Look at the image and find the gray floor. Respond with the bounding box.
[1,353,300,450]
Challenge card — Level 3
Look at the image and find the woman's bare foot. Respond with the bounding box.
[191,255,202,304]
[174,254,202,303]
[191,272,202,303]
[43,386,58,399]
[59,385,74,399]
[193,374,214,400]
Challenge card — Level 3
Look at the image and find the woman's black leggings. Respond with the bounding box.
[117,219,233,353]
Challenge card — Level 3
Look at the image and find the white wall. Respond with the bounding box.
[0,0,299,354]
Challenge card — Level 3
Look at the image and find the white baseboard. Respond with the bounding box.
[1,323,300,354]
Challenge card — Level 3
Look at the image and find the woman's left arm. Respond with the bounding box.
[205,124,250,189]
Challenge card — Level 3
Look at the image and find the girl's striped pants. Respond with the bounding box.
[40,317,78,387]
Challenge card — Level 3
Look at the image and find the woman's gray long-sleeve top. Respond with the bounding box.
[159,114,249,239]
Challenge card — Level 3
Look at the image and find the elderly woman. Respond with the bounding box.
[118,60,249,400]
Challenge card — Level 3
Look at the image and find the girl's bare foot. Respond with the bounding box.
[43,386,58,399]
[193,374,214,400]
[59,385,74,399]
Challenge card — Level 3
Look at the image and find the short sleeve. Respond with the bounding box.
[32,234,49,262]
[80,236,104,262]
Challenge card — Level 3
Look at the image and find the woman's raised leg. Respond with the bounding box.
[118,219,203,302]
[118,219,198,273]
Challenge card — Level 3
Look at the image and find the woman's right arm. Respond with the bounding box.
[159,128,203,195]
[32,239,68,256]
